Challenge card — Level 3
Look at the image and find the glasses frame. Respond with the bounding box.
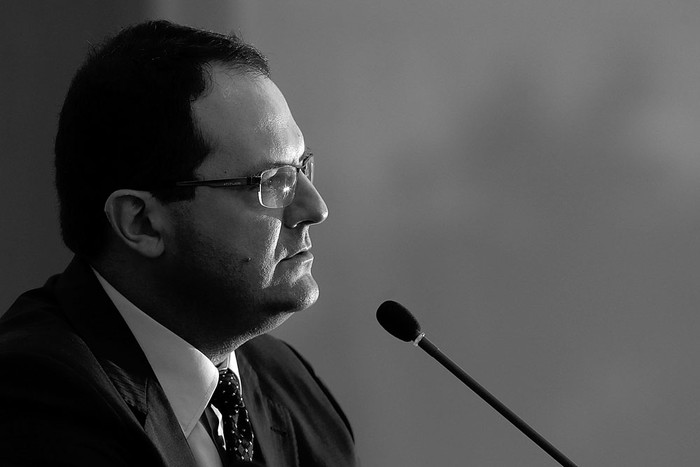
[171,154,314,208]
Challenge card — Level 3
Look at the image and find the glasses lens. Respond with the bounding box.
[259,166,297,208]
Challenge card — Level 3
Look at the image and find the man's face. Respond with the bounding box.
[160,66,328,338]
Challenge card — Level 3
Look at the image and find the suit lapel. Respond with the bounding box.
[53,257,197,467]
[238,349,299,467]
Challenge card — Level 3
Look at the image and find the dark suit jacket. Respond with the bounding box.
[0,258,358,467]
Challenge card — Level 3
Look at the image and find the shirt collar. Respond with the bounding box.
[92,268,240,437]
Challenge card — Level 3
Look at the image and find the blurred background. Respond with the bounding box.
[3,1,700,465]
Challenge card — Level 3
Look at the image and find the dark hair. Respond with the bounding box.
[55,20,269,258]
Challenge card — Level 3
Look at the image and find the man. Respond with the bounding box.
[0,20,358,467]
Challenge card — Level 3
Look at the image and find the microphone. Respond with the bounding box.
[376,300,578,467]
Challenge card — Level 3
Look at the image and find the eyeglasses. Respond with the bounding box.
[171,154,314,208]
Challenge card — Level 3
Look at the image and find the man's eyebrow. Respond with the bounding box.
[261,147,313,170]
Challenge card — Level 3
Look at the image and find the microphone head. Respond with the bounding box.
[376,300,422,342]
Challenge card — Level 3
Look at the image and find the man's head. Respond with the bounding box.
[55,20,270,259]
[55,21,328,354]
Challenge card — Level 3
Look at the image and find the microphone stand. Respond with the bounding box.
[414,333,578,467]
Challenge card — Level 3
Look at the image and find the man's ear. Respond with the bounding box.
[103,189,168,258]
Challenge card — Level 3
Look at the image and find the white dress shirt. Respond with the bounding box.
[93,269,239,467]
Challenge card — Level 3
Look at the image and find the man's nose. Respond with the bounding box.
[283,172,328,229]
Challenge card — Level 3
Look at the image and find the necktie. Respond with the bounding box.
[210,369,255,462]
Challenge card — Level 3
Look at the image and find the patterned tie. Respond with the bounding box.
[210,369,255,462]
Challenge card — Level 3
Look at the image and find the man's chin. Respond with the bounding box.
[267,267,317,299]
[269,277,320,313]
[285,286,320,313]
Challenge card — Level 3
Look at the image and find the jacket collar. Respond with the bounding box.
[52,257,197,467]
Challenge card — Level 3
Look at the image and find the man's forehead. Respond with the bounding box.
[192,66,305,176]
[194,68,282,128]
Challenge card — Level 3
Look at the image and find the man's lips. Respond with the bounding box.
[283,249,313,262]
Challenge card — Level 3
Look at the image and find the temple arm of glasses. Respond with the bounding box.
[174,176,262,188]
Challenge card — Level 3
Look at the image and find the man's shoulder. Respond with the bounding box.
[239,333,355,431]
[0,279,84,357]
[0,278,114,396]
[238,335,357,464]
[1,258,123,371]
[0,270,170,466]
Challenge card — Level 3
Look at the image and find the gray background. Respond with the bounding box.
[4,1,700,465]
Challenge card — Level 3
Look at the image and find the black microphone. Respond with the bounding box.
[376,300,578,467]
